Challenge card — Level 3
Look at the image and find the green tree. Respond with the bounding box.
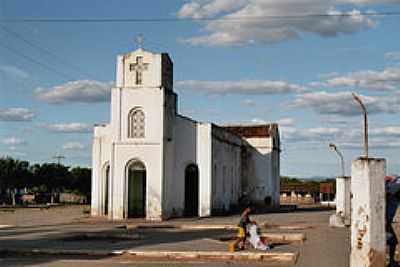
[69,167,91,201]
[32,163,70,203]
[0,157,31,205]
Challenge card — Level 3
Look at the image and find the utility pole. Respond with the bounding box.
[53,155,65,165]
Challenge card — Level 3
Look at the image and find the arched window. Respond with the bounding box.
[128,109,145,138]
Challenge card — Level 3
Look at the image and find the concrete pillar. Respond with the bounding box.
[337,176,351,225]
[350,158,386,267]
[329,176,351,227]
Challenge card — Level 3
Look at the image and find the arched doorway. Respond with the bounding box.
[184,164,199,217]
[104,165,110,215]
[127,161,146,218]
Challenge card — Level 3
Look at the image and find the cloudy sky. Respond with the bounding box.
[1,0,400,177]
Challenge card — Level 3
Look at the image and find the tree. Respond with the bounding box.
[69,167,91,201]
[0,157,31,205]
[32,163,70,203]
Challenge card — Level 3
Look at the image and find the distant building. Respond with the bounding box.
[91,47,280,220]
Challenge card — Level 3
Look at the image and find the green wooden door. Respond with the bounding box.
[128,168,146,218]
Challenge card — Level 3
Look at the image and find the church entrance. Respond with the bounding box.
[104,165,110,215]
[184,164,199,217]
[127,161,146,218]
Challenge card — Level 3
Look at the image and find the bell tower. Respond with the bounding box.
[115,46,173,91]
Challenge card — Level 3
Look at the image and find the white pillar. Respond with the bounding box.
[336,176,351,226]
[350,158,386,267]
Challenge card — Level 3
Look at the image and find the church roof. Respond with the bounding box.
[222,124,278,138]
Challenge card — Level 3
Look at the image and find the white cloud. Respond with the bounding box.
[281,122,400,151]
[35,80,113,104]
[281,126,342,143]
[1,137,26,146]
[291,91,400,116]
[326,67,400,90]
[242,99,256,106]
[176,80,304,94]
[44,123,92,133]
[223,117,294,126]
[0,65,29,79]
[177,0,248,19]
[62,142,86,150]
[370,126,400,137]
[277,117,295,126]
[0,108,35,121]
[385,51,400,61]
[177,0,378,46]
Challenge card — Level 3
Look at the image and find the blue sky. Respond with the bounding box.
[1,0,400,178]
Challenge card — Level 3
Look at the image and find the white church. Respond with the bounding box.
[91,46,281,221]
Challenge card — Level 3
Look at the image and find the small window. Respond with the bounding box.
[128,109,145,138]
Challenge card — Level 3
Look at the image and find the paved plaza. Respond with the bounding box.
[0,205,349,267]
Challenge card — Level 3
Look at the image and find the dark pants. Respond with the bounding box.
[388,224,399,267]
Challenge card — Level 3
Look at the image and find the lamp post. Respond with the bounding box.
[352,93,368,159]
[329,143,345,178]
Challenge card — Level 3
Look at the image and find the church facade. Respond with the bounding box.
[91,47,280,221]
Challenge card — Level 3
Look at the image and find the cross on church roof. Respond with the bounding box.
[135,34,144,49]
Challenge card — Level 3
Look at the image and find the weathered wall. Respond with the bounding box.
[350,158,386,267]
[241,137,280,206]
[336,176,351,225]
[211,126,242,213]
[163,115,197,218]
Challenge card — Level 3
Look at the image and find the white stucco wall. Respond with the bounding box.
[350,158,386,267]
[117,49,163,89]
[91,124,111,217]
[197,123,212,217]
[211,126,242,213]
[336,176,351,225]
[163,115,197,217]
[108,46,170,220]
[111,143,163,220]
[242,137,280,206]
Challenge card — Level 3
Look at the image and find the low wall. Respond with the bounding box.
[59,193,87,204]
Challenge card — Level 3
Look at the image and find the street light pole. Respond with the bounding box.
[329,143,345,178]
[352,93,368,159]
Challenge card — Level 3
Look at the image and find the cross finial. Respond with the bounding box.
[135,34,144,49]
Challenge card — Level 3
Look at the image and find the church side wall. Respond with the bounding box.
[211,126,242,214]
[243,137,279,206]
[163,115,197,218]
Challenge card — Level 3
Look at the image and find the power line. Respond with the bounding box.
[1,11,400,23]
[0,25,95,79]
[0,42,75,81]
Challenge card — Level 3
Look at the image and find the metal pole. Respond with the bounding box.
[329,143,345,177]
[352,93,368,159]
